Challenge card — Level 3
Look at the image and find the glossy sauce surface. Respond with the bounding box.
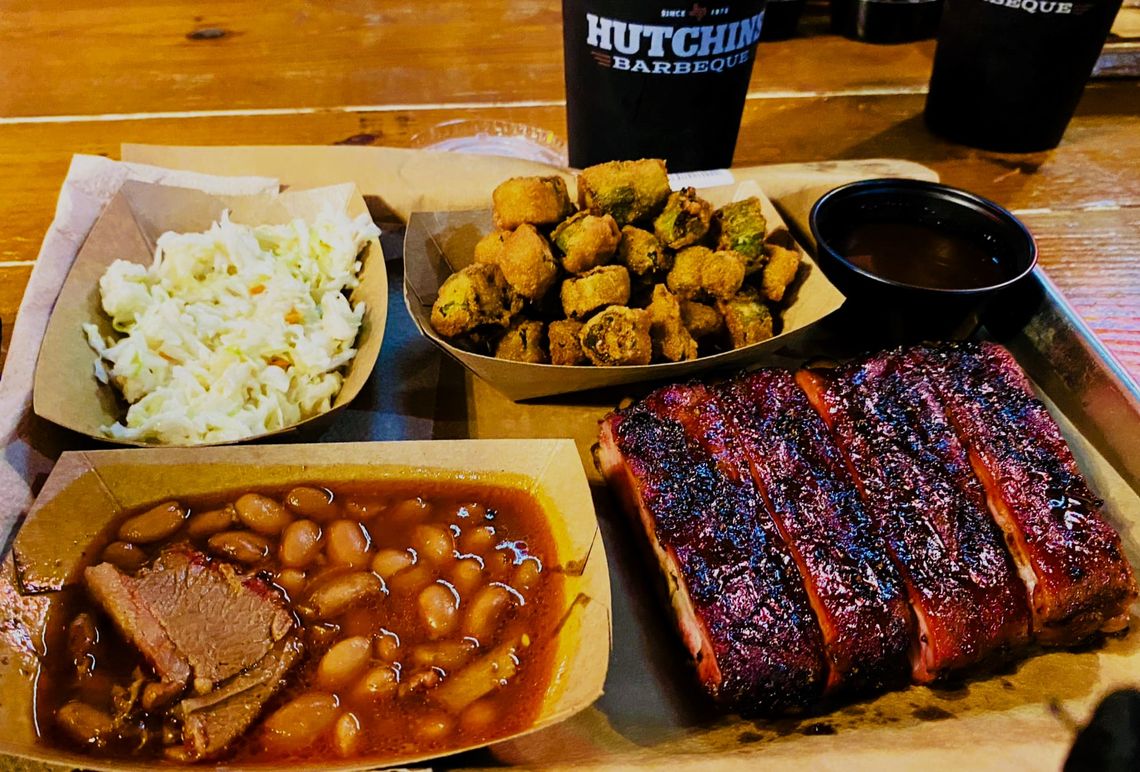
[841,221,1013,290]
[35,481,563,765]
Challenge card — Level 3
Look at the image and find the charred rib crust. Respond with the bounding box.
[918,341,1138,642]
[801,350,1033,680]
[604,385,827,712]
[715,370,911,696]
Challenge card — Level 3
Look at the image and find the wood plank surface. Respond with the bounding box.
[0,4,938,118]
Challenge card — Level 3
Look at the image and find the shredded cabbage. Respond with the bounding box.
[83,208,379,445]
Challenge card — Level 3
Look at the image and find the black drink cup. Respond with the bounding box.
[562,0,767,172]
[924,0,1123,153]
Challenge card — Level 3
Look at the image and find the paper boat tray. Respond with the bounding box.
[403,180,845,402]
[0,439,610,771]
[32,180,388,446]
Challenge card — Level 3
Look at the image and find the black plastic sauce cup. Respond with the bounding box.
[810,179,1038,336]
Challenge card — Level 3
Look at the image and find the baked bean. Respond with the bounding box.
[371,548,415,579]
[306,623,341,649]
[453,502,488,520]
[459,699,498,735]
[55,701,115,746]
[412,524,455,565]
[398,668,441,698]
[418,582,459,639]
[316,636,372,691]
[280,520,323,568]
[460,525,497,554]
[412,639,477,670]
[261,692,341,752]
[326,520,372,568]
[388,497,431,523]
[484,548,515,580]
[186,505,236,539]
[511,557,542,591]
[463,584,515,641]
[303,571,385,619]
[344,496,385,521]
[414,712,454,742]
[67,613,98,667]
[374,629,400,661]
[351,664,398,702]
[207,531,271,564]
[275,568,308,598]
[101,541,148,572]
[334,712,362,757]
[451,556,485,597]
[389,564,433,595]
[284,486,340,522]
[234,493,293,535]
[118,501,186,544]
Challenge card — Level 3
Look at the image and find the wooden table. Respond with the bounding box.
[1,2,1138,377]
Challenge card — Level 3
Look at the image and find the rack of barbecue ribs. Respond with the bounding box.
[598,342,1137,714]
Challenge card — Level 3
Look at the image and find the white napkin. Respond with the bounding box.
[0,155,278,551]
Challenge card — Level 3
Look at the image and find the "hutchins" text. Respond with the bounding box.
[586,12,764,75]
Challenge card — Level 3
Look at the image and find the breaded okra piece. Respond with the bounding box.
[617,225,671,277]
[679,300,725,340]
[493,319,548,363]
[717,286,774,348]
[577,159,671,227]
[548,319,586,365]
[653,187,713,250]
[473,229,510,266]
[713,197,768,265]
[496,224,560,301]
[492,176,575,230]
[665,246,746,302]
[430,263,523,338]
[579,306,652,366]
[551,211,621,274]
[647,284,698,362]
[561,264,631,320]
[760,242,801,303]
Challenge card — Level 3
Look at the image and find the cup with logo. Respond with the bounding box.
[562,1,767,172]
[924,0,1123,152]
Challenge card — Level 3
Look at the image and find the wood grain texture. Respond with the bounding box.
[0,3,943,118]
[0,265,32,371]
[0,82,1137,265]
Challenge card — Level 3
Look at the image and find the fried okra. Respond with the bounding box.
[561,265,631,320]
[760,243,801,303]
[474,229,509,265]
[647,284,698,362]
[714,198,768,262]
[430,263,522,338]
[551,211,621,274]
[653,187,713,250]
[577,159,671,227]
[494,319,548,363]
[679,300,724,340]
[717,287,774,349]
[548,319,586,365]
[492,176,575,230]
[665,246,746,302]
[579,306,652,366]
[496,224,560,301]
[617,225,670,277]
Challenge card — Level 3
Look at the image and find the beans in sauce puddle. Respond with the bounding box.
[35,481,564,764]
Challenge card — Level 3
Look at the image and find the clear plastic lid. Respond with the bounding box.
[409,119,569,167]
